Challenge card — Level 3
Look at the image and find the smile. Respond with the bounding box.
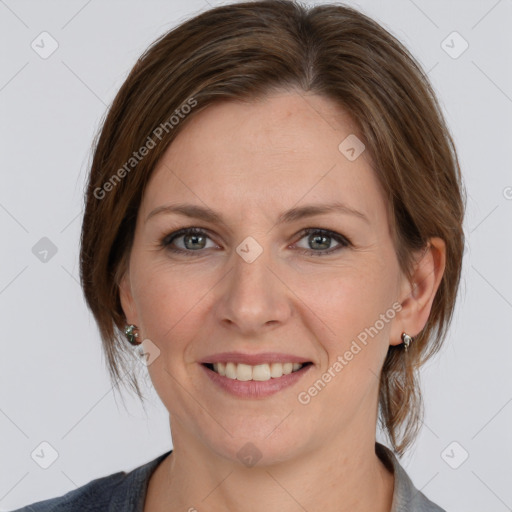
[201,360,313,398]
[204,361,310,381]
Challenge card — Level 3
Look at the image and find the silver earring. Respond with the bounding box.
[401,332,413,352]
[124,324,141,345]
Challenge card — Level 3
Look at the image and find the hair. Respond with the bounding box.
[79,0,466,455]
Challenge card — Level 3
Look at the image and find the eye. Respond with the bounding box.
[161,227,351,256]
[161,227,217,255]
[293,228,350,256]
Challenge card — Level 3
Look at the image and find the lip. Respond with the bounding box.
[200,361,313,399]
[199,352,310,365]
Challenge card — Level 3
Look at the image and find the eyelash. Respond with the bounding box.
[160,227,351,257]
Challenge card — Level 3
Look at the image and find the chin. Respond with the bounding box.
[201,425,309,469]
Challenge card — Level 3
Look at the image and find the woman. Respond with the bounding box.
[13,0,465,510]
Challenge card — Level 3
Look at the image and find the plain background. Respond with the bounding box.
[1,0,511,510]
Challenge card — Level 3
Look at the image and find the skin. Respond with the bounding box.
[119,91,446,512]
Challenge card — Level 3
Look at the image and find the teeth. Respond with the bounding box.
[210,362,305,381]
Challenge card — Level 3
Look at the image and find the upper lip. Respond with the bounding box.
[200,352,311,365]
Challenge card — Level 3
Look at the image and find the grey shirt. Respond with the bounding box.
[10,443,445,511]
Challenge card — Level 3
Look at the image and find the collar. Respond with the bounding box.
[108,443,444,511]
[376,442,445,511]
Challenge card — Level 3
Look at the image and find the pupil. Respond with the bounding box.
[185,234,205,250]
[311,234,330,250]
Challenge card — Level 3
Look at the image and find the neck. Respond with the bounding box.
[145,421,394,512]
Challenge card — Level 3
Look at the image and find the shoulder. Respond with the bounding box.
[9,470,127,512]
[9,450,172,512]
[404,489,446,512]
[376,443,446,512]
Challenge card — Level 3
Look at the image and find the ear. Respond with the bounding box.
[390,237,446,346]
[118,267,139,326]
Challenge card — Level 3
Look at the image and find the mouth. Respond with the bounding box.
[202,361,313,382]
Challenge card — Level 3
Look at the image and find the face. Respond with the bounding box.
[120,91,412,465]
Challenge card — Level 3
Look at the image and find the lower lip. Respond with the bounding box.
[200,363,313,399]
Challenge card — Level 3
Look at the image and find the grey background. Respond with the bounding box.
[1,0,511,510]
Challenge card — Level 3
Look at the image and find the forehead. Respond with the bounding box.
[142,92,387,227]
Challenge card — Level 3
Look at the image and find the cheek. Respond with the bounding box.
[131,260,215,351]
[299,257,398,366]
[131,264,206,407]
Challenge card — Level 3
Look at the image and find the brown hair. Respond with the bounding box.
[80,0,466,455]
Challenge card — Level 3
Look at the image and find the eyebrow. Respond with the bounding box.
[145,201,369,225]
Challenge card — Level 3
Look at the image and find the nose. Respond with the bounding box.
[215,243,292,336]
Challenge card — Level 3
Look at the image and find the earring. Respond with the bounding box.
[124,324,141,345]
[401,332,413,352]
